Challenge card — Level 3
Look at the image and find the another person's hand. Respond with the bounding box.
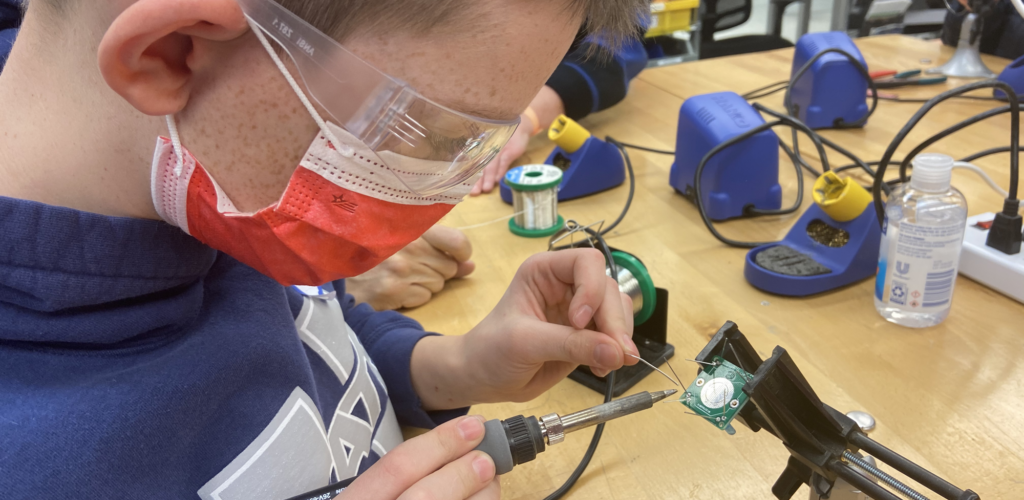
[412,249,639,409]
[471,85,566,196]
[338,415,499,500]
[347,225,474,310]
[470,121,532,196]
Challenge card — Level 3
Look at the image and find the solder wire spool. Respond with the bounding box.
[608,251,657,325]
[506,164,565,238]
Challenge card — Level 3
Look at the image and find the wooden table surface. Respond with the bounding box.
[405,36,1024,499]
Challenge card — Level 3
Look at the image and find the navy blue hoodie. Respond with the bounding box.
[0,196,463,499]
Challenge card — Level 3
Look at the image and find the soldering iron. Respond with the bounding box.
[473,389,677,475]
[284,389,677,500]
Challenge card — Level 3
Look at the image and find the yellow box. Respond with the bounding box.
[646,0,700,37]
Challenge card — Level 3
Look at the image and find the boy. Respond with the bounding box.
[0,0,645,499]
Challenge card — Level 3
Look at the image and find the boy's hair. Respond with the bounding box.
[36,0,647,46]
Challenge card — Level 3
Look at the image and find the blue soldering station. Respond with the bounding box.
[789,32,871,129]
[669,91,782,221]
[996,55,1024,100]
[745,172,881,296]
[500,115,624,204]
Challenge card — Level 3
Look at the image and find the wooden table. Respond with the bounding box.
[406,36,1024,499]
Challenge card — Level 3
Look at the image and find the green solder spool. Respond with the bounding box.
[505,164,564,238]
[608,251,657,325]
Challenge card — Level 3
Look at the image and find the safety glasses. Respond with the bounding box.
[236,0,520,196]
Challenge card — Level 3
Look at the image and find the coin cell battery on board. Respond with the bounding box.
[679,356,754,434]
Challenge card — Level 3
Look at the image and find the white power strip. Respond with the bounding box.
[959,212,1024,304]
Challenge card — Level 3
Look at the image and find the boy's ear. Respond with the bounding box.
[98,0,250,116]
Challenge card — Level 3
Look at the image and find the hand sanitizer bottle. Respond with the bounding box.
[875,153,968,328]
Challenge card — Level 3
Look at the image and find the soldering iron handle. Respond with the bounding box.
[474,419,516,475]
[472,416,546,476]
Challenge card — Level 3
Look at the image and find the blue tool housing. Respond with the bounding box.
[669,91,781,221]
[789,32,870,129]
[995,55,1024,100]
[744,204,881,296]
[499,136,624,204]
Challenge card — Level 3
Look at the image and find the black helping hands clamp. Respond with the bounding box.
[696,322,980,500]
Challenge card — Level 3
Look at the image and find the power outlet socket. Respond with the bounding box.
[959,212,1024,304]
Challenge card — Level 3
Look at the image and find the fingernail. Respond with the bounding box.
[573,305,594,328]
[621,334,639,357]
[458,416,484,441]
[473,453,495,481]
[594,344,618,370]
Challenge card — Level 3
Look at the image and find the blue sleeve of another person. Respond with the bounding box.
[0,0,21,72]
[545,34,649,120]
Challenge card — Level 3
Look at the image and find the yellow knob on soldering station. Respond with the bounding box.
[548,115,591,154]
[812,172,873,222]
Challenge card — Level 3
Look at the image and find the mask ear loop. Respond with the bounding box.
[165,115,186,177]
[246,18,354,158]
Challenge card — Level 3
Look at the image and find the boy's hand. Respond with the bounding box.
[347,225,474,310]
[412,249,639,409]
[338,415,498,500]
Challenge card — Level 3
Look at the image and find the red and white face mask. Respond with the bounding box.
[150,119,476,286]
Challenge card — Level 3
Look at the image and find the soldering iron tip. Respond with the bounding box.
[651,389,678,403]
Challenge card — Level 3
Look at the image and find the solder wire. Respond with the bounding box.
[511,187,559,230]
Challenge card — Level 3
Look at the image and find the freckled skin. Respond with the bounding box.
[0,0,582,219]
[175,0,581,212]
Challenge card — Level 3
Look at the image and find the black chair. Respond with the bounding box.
[700,0,797,59]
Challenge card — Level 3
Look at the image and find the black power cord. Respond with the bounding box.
[602,138,637,236]
[693,115,831,248]
[895,105,1011,184]
[783,49,878,186]
[742,80,790,100]
[544,224,619,500]
[871,80,1021,255]
[960,146,1019,163]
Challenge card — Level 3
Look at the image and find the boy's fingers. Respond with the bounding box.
[518,321,624,373]
[466,477,501,500]
[423,225,473,262]
[537,248,607,329]
[400,285,433,309]
[397,451,495,500]
[455,260,476,278]
[341,416,486,500]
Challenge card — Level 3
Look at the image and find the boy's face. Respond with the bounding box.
[160,0,581,213]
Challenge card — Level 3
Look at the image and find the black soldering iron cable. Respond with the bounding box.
[693,118,830,248]
[960,146,1019,163]
[742,80,790,100]
[895,105,1011,184]
[871,80,1020,226]
[543,371,615,500]
[544,227,619,500]
[611,140,675,156]
[782,48,878,182]
[782,47,879,129]
[600,137,637,236]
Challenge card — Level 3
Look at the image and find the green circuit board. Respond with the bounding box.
[680,356,754,430]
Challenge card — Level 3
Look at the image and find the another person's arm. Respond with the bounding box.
[0,0,22,72]
[472,34,648,195]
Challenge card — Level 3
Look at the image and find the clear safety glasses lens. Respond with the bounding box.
[237,0,520,196]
